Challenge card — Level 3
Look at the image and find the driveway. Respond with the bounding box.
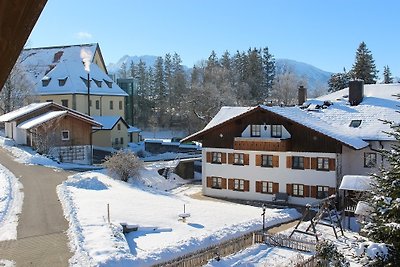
[0,148,73,266]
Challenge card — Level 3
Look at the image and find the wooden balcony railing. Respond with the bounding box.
[233,137,291,152]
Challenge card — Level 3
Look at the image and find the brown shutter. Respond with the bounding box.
[206,152,212,163]
[256,181,261,192]
[286,156,292,168]
[311,158,317,169]
[221,178,227,189]
[273,155,279,167]
[304,157,310,169]
[221,153,227,164]
[206,176,212,188]
[329,158,336,171]
[328,187,336,196]
[244,154,249,165]
[228,179,234,190]
[311,186,317,198]
[304,185,310,197]
[228,153,234,164]
[244,180,250,192]
[273,183,279,193]
[256,155,261,166]
[286,183,292,195]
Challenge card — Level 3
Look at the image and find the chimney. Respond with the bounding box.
[349,80,364,106]
[298,85,307,106]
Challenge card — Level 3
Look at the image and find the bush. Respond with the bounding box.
[103,150,143,182]
[316,240,349,267]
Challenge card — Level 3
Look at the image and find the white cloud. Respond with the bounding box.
[76,31,93,39]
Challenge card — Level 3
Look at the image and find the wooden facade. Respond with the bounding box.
[234,138,291,152]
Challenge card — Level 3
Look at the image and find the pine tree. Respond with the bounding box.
[328,68,350,92]
[262,46,276,98]
[351,42,378,84]
[383,65,393,84]
[364,124,400,265]
[118,62,128,79]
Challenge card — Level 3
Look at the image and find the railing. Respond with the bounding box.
[263,233,316,252]
[234,137,291,151]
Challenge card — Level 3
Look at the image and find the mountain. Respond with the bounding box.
[107,55,332,95]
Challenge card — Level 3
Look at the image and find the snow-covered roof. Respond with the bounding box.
[128,126,141,133]
[92,116,127,130]
[0,102,51,122]
[339,175,373,191]
[18,111,67,129]
[34,61,128,97]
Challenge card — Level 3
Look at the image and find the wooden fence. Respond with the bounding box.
[263,233,316,252]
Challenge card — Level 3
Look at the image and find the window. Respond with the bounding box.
[250,125,261,137]
[234,179,245,191]
[103,79,113,88]
[212,152,222,164]
[58,77,68,86]
[271,125,282,138]
[349,120,362,128]
[212,177,223,189]
[234,153,244,165]
[292,156,304,169]
[110,101,114,110]
[93,79,102,87]
[114,138,119,145]
[317,157,329,171]
[96,100,100,110]
[293,184,304,197]
[80,77,90,87]
[261,155,273,167]
[61,99,68,107]
[261,181,273,194]
[117,124,121,130]
[317,186,329,199]
[61,130,70,141]
[120,137,124,145]
[119,101,123,110]
[42,77,51,87]
[364,152,377,168]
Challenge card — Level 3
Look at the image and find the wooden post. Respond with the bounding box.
[107,203,110,224]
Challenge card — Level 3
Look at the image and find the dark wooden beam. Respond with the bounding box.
[0,0,47,90]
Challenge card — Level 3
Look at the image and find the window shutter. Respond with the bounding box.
[244,154,249,165]
[206,152,212,163]
[328,187,336,196]
[286,183,292,195]
[206,176,212,188]
[286,156,292,168]
[311,186,317,198]
[311,158,317,169]
[228,179,234,190]
[244,180,250,192]
[255,181,261,192]
[228,153,234,164]
[329,159,336,171]
[255,155,261,166]
[304,185,310,197]
[221,178,227,189]
[221,153,227,164]
[273,183,279,193]
[304,157,310,169]
[273,156,279,167]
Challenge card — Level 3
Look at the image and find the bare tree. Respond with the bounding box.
[270,67,304,106]
[103,150,143,182]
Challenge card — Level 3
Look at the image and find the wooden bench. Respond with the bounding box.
[272,192,288,203]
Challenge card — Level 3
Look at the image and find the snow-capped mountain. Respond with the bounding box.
[107,55,158,73]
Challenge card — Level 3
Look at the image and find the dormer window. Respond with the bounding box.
[349,120,362,128]
[250,125,261,137]
[103,79,113,88]
[42,77,51,87]
[58,77,68,86]
[80,77,90,87]
[93,79,102,87]
[271,125,282,138]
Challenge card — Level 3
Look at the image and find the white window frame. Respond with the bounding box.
[61,130,70,141]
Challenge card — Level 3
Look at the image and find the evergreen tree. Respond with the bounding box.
[328,68,350,92]
[220,50,231,70]
[383,65,393,84]
[364,124,400,265]
[262,46,276,98]
[118,62,128,79]
[351,42,378,84]
[129,61,138,79]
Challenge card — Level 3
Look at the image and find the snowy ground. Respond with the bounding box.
[0,259,15,267]
[58,167,301,266]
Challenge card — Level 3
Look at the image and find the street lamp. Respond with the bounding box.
[261,204,266,234]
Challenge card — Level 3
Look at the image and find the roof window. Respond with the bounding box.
[58,77,68,86]
[80,77,90,87]
[42,77,51,87]
[349,120,362,128]
[103,79,113,88]
[93,78,102,88]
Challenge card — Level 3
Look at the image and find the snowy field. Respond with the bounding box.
[58,168,300,266]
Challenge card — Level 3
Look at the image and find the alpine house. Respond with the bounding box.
[182,81,400,206]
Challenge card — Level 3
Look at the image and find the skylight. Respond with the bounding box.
[349,120,362,128]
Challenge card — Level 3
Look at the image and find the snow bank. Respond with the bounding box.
[0,260,15,267]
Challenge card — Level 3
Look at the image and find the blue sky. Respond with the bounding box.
[28,0,400,75]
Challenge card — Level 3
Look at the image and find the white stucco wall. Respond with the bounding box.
[241,124,291,139]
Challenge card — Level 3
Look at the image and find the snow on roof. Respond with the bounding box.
[92,116,125,130]
[0,102,51,122]
[35,61,128,96]
[128,126,141,133]
[17,111,67,129]
[339,175,373,191]
[260,105,369,149]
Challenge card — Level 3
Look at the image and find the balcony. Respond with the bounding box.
[233,137,291,152]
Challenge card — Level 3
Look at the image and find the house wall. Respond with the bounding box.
[4,122,12,138]
[93,130,111,147]
[202,147,337,206]
[92,121,128,149]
